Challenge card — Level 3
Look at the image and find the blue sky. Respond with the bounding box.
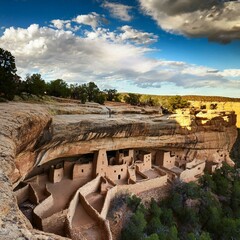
[0,0,240,97]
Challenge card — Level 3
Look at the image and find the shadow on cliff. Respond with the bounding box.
[230,128,240,165]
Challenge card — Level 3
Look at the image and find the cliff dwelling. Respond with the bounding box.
[0,102,237,240]
[14,146,231,239]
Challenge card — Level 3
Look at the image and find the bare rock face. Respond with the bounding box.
[0,103,68,240]
[0,101,237,239]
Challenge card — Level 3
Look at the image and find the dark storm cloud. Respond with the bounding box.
[139,0,240,43]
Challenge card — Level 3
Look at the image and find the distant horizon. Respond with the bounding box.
[0,0,239,98]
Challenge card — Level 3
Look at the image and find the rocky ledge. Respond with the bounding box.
[0,101,237,239]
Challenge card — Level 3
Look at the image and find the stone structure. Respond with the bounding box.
[0,102,237,239]
[15,148,168,239]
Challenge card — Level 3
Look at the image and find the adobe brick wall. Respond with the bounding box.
[117,174,168,195]
[180,162,206,182]
[33,187,54,219]
[67,192,80,229]
[67,176,112,240]
[42,210,67,236]
[79,175,101,197]
[72,162,92,179]
[162,152,176,169]
[107,165,128,182]
[100,187,118,219]
[15,184,29,205]
[49,167,64,183]
[78,192,112,240]
[93,149,108,178]
[29,184,39,204]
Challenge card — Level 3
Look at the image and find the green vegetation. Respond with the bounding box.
[121,163,240,240]
[70,82,106,104]
[46,79,70,98]
[23,73,46,96]
[182,95,240,103]
[0,48,20,100]
[122,93,190,112]
[124,93,142,106]
[164,95,190,112]
[104,88,121,102]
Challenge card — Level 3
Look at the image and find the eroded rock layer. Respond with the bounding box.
[0,102,237,240]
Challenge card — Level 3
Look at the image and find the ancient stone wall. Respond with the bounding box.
[41,210,67,236]
[117,174,168,194]
[66,192,80,230]
[49,167,64,183]
[180,162,206,182]
[100,186,118,219]
[33,187,54,219]
[107,165,128,182]
[72,162,92,179]
[29,184,39,204]
[15,184,29,205]
[78,175,101,197]
[78,189,112,240]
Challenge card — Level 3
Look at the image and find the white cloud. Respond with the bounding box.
[0,23,239,95]
[139,0,240,43]
[119,25,158,44]
[50,19,80,31]
[220,69,240,78]
[84,25,158,45]
[73,12,107,29]
[50,19,70,30]
[102,1,133,21]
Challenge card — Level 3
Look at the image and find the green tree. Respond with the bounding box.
[212,172,230,197]
[230,180,240,217]
[166,95,190,112]
[121,210,147,240]
[94,92,106,104]
[70,84,88,103]
[144,233,159,240]
[160,208,175,227]
[149,199,162,218]
[124,93,141,106]
[167,226,178,240]
[0,48,20,100]
[126,194,141,212]
[104,88,120,101]
[47,79,70,98]
[86,82,100,102]
[169,192,183,215]
[220,218,240,240]
[204,206,221,234]
[146,216,162,235]
[185,232,196,240]
[199,174,216,191]
[24,73,46,96]
[199,232,212,240]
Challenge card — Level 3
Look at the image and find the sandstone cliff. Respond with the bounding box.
[0,101,237,239]
[189,101,240,128]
